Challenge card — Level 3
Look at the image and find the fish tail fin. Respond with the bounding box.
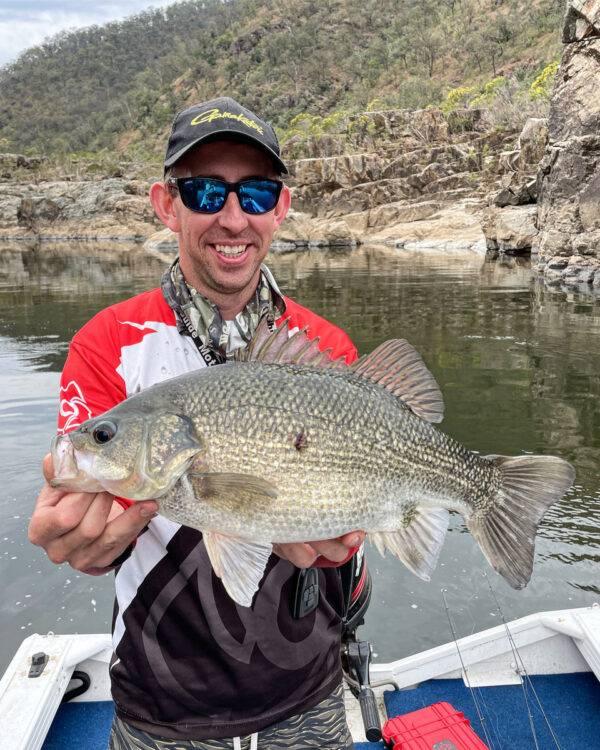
[468,455,575,589]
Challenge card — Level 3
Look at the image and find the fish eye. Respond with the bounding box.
[92,421,117,444]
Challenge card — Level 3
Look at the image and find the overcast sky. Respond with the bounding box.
[0,0,176,67]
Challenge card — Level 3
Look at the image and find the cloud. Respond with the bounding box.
[0,1,174,67]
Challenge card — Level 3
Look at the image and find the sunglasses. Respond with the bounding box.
[167,176,283,215]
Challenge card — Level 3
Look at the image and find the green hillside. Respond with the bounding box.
[0,0,563,161]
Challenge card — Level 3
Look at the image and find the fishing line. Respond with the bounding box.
[482,573,562,750]
[462,593,505,750]
[441,589,497,750]
[481,574,540,750]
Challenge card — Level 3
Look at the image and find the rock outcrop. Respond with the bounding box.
[481,117,547,255]
[278,107,514,251]
[0,178,159,241]
[533,0,600,288]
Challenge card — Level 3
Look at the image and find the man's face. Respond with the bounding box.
[168,140,290,303]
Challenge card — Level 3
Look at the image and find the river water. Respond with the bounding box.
[0,243,599,672]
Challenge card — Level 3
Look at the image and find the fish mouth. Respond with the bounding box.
[50,434,104,493]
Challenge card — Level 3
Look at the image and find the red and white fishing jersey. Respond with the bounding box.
[57,286,358,741]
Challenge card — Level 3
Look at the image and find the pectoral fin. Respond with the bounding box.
[188,471,279,501]
[370,507,449,581]
[203,531,273,607]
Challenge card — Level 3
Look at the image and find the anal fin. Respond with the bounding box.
[370,507,449,581]
[203,531,273,607]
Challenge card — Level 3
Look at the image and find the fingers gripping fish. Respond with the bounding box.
[51,319,575,607]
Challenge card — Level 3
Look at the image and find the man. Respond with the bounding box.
[29,97,365,750]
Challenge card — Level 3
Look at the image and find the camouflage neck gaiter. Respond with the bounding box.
[163,258,286,358]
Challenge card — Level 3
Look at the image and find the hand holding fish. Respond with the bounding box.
[273,531,366,567]
[28,454,157,575]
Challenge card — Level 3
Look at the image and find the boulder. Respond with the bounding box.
[546,255,570,270]
[535,229,572,258]
[563,0,600,42]
[572,231,600,255]
[274,208,363,246]
[517,118,548,166]
[492,173,538,206]
[482,205,538,253]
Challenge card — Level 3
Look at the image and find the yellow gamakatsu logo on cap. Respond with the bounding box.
[190,108,264,135]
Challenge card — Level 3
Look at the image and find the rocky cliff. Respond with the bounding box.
[533,0,600,290]
[0,159,158,241]
[276,107,513,253]
[1,0,596,280]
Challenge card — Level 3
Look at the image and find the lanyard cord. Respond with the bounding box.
[174,302,224,367]
[161,260,224,367]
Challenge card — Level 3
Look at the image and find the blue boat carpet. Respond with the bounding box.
[43,700,114,750]
[44,672,600,749]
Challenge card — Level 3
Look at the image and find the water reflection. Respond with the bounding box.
[0,243,599,667]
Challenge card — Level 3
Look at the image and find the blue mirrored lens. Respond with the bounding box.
[238,180,279,214]
[181,178,227,213]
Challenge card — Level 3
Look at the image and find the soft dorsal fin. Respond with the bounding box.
[351,339,444,423]
[235,317,347,368]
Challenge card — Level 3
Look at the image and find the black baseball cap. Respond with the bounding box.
[164,97,288,175]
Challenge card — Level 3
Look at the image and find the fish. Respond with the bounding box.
[51,319,575,607]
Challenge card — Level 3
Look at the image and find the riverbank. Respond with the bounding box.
[1,0,599,291]
[0,107,527,254]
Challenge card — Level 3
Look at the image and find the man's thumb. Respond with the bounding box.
[42,453,55,483]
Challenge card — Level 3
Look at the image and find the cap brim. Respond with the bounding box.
[164,130,288,175]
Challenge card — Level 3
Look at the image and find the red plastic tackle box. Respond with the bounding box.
[382,702,490,749]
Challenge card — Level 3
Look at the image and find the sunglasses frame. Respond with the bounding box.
[166,176,284,215]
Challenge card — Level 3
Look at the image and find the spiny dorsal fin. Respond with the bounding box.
[235,317,346,368]
[351,339,444,423]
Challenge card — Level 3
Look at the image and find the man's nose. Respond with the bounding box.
[217,191,249,233]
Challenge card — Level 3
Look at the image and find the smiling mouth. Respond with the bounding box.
[214,243,248,257]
